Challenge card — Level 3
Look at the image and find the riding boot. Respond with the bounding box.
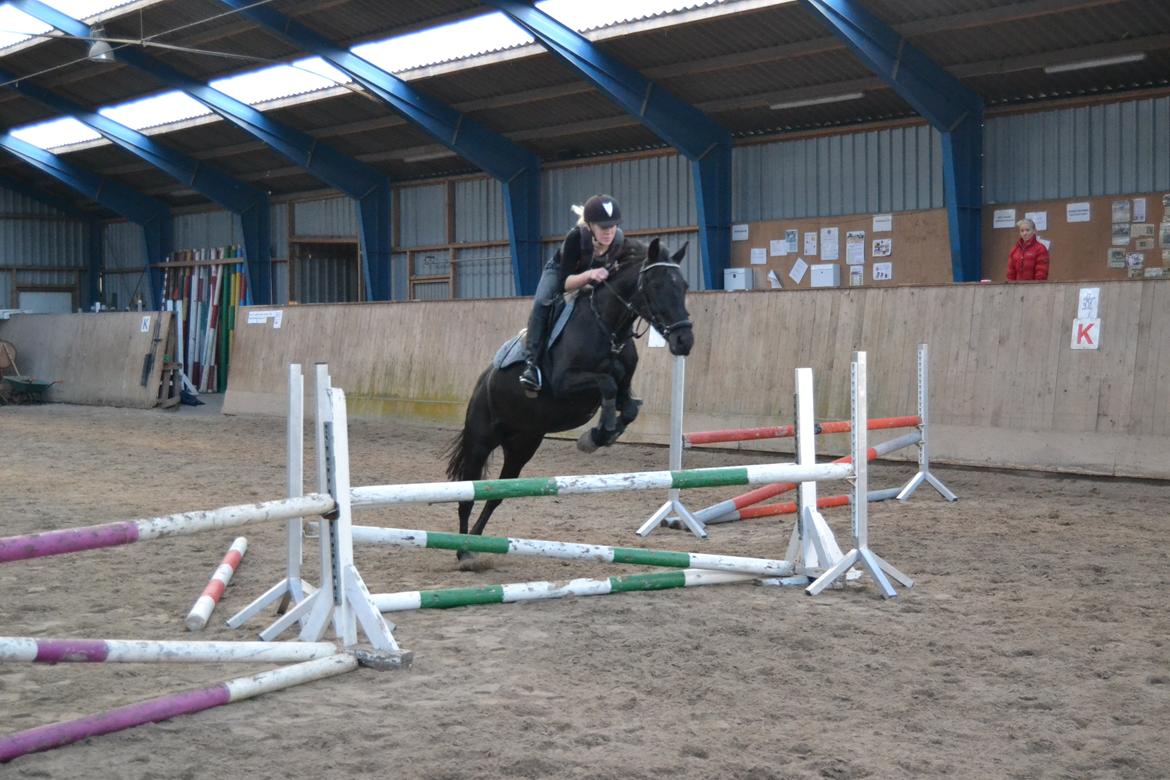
[519,301,552,395]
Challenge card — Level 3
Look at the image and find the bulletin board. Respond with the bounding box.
[982,192,1170,282]
[728,208,953,289]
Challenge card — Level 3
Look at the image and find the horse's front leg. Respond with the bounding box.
[554,370,621,452]
[614,344,641,433]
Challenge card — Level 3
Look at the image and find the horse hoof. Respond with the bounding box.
[577,429,600,453]
[457,554,495,573]
[523,388,538,399]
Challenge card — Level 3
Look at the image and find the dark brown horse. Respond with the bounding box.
[445,238,694,561]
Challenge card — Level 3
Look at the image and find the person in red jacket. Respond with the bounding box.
[1007,217,1050,281]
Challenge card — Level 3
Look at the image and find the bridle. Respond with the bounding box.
[591,257,692,353]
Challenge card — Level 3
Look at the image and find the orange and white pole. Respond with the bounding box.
[185,537,248,631]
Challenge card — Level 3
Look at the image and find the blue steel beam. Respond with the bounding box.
[214,0,543,294]
[799,0,984,282]
[12,0,393,300]
[0,135,172,308]
[0,67,273,304]
[486,0,731,290]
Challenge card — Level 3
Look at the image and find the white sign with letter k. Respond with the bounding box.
[1071,319,1100,350]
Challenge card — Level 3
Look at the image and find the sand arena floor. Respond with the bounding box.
[1,401,1168,779]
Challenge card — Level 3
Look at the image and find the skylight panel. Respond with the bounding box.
[353,1,721,74]
[537,0,720,32]
[353,13,534,73]
[100,90,211,130]
[0,4,52,51]
[9,116,101,149]
[40,0,146,20]
[210,56,352,105]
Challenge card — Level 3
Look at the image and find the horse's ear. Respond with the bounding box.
[648,237,660,260]
[671,241,689,263]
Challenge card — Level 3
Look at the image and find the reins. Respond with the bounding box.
[589,257,692,353]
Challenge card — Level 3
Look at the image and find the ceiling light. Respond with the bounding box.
[1043,52,1146,74]
[87,25,114,63]
[769,92,864,111]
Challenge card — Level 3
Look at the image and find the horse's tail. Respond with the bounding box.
[444,428,472,482]
[445,368,492,481]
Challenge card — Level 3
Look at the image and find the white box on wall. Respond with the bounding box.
[810,264,841,288]
[724,268,753,290]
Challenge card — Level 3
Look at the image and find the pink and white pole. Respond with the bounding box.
[0,494,333,564]
[0,653,357,764]
[185,536,248,631]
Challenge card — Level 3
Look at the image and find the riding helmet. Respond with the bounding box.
[583,195,621,228]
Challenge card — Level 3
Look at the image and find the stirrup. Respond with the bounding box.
[519,363,542,396]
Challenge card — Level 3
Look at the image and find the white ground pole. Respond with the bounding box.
[636,355,707,539]
[808,352,914,598]
[228,364,316,630]
[897,343,958,502]
[785,367,846,580]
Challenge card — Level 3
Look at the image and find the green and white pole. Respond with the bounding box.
[350,462,852,508]
[371,569,783,613]
[348,526,797,578]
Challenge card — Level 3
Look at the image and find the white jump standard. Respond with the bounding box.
[807,352,914,597]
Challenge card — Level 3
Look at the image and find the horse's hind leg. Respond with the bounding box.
[469,432,543,537]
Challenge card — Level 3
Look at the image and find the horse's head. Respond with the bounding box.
[630,238,693,356]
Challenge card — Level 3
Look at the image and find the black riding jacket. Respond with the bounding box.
[555,225,647,291]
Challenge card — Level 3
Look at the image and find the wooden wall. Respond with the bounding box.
[0,312,173,408]
[224,280,1170,479]
[729,190,1169,288]
[982,191,1169,282]
[728,208,953,289]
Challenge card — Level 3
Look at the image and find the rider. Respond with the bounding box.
[519,194,646,394]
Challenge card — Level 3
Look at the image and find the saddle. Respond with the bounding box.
[491,293,579,370]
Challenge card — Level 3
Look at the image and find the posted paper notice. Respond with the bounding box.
[845,231,866,265]
[1066,202,1091,223]
[820,227,839,261]
[789,257,808,284]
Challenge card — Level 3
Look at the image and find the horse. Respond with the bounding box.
[445,237,694,564]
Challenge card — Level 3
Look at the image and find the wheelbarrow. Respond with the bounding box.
[1,375,58,404]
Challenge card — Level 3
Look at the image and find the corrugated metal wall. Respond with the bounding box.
[270,202,290,304]
[0,186,88,309]
[455,245,515,299]
[454,179,506,243]
[397,184,446,247]
[732,124,945,221]
[0,217,86,268]
[0,188,58,215]
[293,196,358,236]
[542,155,695,233]
[102,221,147,309]
[451,179,512,298]
[985,95,1170,203]
[173,210,240,250]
